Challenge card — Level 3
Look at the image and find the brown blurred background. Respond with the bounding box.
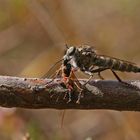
[0,0,140,140]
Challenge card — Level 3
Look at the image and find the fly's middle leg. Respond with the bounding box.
[98,72,104,80]
[84,67,108,85]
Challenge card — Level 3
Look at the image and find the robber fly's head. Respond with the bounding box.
[63,46,76,61]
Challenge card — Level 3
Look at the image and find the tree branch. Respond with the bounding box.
[0,76,139,111]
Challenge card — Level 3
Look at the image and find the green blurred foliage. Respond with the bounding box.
[0,11,12,30]
[27,121,46,140]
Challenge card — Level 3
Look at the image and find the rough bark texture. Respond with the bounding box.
[0,76,139,111]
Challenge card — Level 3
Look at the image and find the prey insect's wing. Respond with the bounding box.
[42,59,66,128]
[42,59,63,78]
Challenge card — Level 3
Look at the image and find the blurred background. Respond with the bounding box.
[0,0,140,140]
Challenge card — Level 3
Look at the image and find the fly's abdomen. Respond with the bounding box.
[94,55,140,73]
[112,61,140,73]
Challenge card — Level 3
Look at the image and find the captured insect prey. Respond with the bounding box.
[43,56,83,104]
[44,45,140,103]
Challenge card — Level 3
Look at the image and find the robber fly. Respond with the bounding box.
[45,45,140,127]
[64,45,140,85]
[45,45,140,103]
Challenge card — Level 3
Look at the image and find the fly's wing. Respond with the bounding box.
[42,59,63,78]
[99,54,137,65]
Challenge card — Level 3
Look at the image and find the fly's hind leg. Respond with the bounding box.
[111,70,122,82]
[111,70,139,90]
[111,69,130,85]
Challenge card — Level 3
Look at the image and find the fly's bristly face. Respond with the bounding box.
[66,46,76,57]
[63,46,77,62]
[67,46,76,55]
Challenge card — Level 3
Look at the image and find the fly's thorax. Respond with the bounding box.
[72,47,97,71]
[64,45,97,71]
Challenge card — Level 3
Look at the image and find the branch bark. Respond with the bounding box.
[0,76,139,111]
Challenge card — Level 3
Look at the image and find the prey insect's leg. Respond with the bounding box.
[63,93,67,100]
[65,80,73,103]
[62,77,73,103]
[67,89,72,103]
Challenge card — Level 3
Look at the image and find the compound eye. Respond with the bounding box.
[67,46,76,56]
